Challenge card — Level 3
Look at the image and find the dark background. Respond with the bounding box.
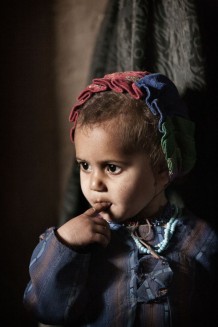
[1,1,218,326]
[178,0,218,227]
[1,2,60,326]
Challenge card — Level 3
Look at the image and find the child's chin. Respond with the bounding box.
[100,212,112,222]
[104,215,128,224]
[101,207,129,223]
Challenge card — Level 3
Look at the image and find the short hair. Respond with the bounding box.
[76,91,168,174]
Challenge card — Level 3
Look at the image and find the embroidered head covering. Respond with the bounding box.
[69,71,196,179]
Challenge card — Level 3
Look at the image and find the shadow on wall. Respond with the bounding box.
[1,1,59,326]
[178,0,218,228]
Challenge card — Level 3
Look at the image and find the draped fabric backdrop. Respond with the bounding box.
[89,0,206,94]
[60,0,218,231]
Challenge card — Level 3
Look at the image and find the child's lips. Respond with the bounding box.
[94,201,111,207]
[94,202,112,215]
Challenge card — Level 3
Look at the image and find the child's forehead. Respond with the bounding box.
[75,115,142,144]
[75,119,125,140]
[75,124,148,164]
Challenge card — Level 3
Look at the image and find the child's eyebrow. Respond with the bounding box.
[76,157,129,165]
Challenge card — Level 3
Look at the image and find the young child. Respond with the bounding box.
[24,71,218,326]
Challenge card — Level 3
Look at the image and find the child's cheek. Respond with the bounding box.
[80,179,90,200]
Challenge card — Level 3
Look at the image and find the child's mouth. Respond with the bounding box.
[94,201,111,207]
[101,204,112,213]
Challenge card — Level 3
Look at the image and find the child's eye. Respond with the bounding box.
[106,164,122,174]
[78,161,91,172]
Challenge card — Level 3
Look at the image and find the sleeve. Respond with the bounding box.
[191,227,218,324]
[23,227,91,325]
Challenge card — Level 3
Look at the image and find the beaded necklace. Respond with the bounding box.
[127,205,180,258]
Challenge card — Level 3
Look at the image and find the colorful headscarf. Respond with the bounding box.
[69,71,196,179]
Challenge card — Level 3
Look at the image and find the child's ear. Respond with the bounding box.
[156,169,170,189]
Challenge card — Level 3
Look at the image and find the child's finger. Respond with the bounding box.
[92,216,111,243]
[95,234,110,247]
[85,202,111,217]
[91,230,111,247]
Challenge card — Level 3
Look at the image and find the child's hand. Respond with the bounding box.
[56,203,111,248]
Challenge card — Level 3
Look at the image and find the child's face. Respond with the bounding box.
[74,121,168,223]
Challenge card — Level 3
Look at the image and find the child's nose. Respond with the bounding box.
[90,171,107,192]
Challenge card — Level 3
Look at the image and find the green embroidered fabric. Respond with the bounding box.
[161,116,196,178]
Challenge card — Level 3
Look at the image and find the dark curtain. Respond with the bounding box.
[60,0,218,231]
